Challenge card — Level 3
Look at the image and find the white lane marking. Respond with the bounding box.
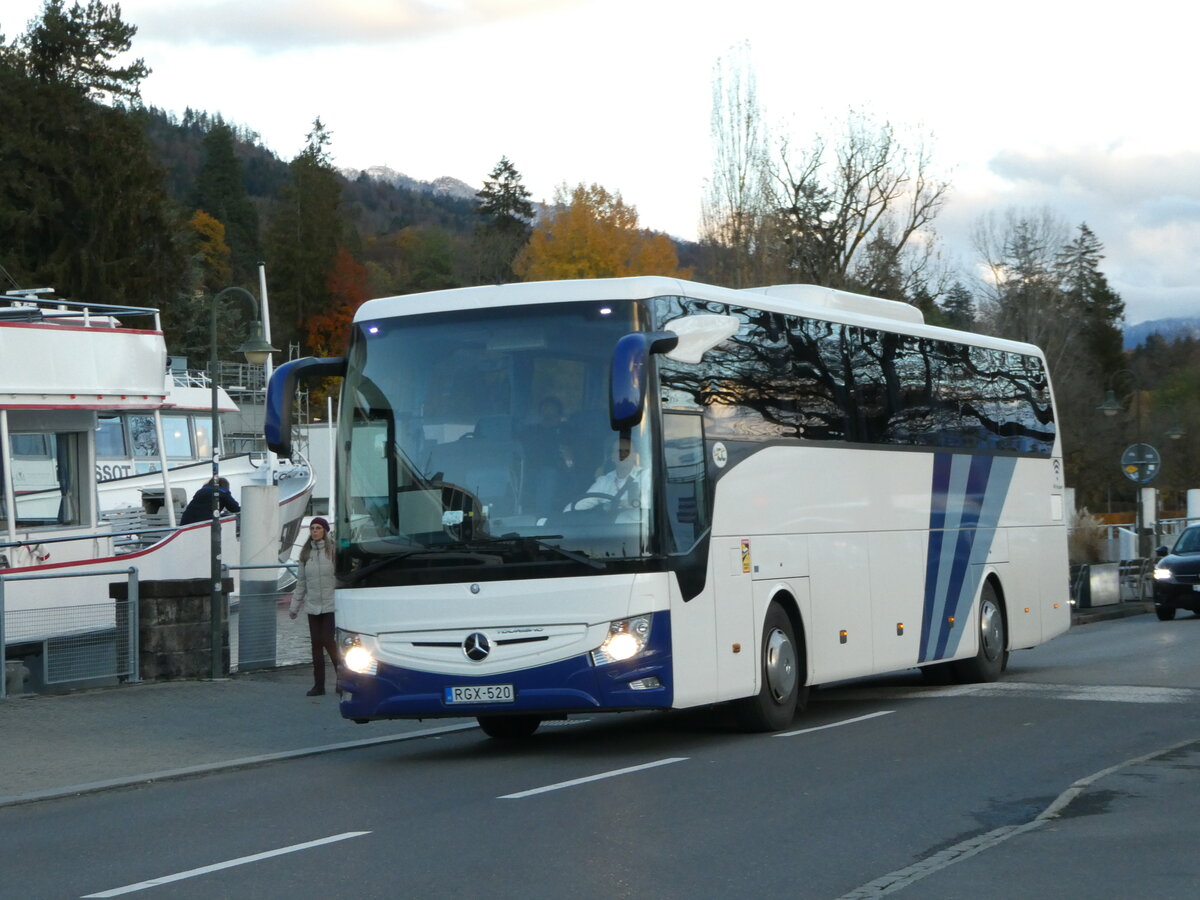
[836,734,1200,898]
[81,831,370,898]
[774,710,895,738]
[499,757,688,799]
[908,682,1200,704]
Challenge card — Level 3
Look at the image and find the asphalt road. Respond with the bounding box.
[6,614,1200,899]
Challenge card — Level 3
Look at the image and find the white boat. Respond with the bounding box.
[0,290,312,654]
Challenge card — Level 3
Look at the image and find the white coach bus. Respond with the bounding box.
[265,277,1069,738]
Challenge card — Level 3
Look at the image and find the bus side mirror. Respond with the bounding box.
[265,356,347,457]
[610,331,678,432]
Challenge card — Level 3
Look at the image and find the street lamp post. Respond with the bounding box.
[208,286,278,679]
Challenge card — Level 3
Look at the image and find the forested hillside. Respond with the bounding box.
[4,1,1198,519]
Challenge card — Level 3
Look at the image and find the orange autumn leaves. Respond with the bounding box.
[514,184,689,282]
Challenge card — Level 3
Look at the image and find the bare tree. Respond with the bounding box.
[971,208,1077,372]
[699,45,772,288]
[769,112,950,299]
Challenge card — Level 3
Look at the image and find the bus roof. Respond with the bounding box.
[354,277,1046,360]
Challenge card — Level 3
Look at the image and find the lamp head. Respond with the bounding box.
[238,321,278,365]
[1097,389,1121,417]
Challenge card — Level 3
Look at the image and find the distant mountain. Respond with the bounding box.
[342,166,479,202]
[1124,317,1200,350]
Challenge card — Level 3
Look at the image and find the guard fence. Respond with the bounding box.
[2,562,309,699]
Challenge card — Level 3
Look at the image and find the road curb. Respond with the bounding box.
[0,722,477,810]
[1071,601,1153,626]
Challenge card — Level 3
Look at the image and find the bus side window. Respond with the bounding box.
[662,412,710,554]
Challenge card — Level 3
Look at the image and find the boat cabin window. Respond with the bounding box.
[96,415,128,458]
[129,414,196,459]
[7,430,84,529]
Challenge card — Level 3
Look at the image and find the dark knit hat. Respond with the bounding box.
[309,516,330,533]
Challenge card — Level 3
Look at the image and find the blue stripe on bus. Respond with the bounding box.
[919,454,1015,663]
[919,453,953,658]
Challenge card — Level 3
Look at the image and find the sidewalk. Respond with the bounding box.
[1071,599,1153,626]
[0,665,474,807]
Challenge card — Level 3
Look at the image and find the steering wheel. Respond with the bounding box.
[565,492,617,512]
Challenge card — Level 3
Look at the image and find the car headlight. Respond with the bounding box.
[1153,567,1174,582]
[337,628,379,675]
[591,615,652,665]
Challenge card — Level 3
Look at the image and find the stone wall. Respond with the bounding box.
[110,578,232,681]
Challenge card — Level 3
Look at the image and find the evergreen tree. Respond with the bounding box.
[1057,222,1125,376]
[0,4,183,308]
[473,156,533,283]
[17,0,148,101]
[939,281,976,331]
[265,118,344,353]
[192,121,261,283]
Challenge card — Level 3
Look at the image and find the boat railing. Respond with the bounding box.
[171,369,213,389]
[1,291,161,330]
[0,523,178,558]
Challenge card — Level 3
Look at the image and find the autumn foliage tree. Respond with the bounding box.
[305,248,368,357]
[513,183,688,281]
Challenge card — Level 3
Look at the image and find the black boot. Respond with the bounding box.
[306,685,325,696]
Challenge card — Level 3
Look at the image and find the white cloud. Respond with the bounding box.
[129,0,588,51]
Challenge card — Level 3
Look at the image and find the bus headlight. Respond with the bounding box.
[591,615,652,665]
[337,628,379,675]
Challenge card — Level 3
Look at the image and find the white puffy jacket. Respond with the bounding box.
[289,540,336,616]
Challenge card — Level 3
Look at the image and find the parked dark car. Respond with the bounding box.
[1152,525,1200,620]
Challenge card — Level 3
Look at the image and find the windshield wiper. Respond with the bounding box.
[492,533,606,570]
[345,533,606,585]
[343,548,436,585]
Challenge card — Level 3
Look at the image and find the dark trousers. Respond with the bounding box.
[307,612,341,687]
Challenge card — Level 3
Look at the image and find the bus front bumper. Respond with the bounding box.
[337,625,672,721]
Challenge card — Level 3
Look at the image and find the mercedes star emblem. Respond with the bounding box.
[463,632,491,661]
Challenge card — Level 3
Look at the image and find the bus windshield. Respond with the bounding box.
[338,300,658,586]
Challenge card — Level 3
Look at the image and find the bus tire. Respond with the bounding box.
[477,715,541,739]
[953,581,1007,683]
[735,603,801,732]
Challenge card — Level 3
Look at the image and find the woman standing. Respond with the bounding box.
[289,517,340,696]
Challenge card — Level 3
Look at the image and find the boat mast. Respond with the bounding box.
[257,263,276,482]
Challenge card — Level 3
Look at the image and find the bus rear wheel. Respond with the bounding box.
[735,603,802,732]
[477,715,541,739]
[953,582,1007,683]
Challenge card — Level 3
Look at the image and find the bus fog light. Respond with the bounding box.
[629,676,661,690]
[591,615,653,665]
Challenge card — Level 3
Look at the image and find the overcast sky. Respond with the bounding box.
[5,0,1197,325]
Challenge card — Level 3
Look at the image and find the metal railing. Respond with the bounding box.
[225,563,305,673]
[1,566,139,698]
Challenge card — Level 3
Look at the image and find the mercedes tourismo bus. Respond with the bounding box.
[265,277,1070,738]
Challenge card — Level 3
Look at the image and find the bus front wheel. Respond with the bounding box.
[477,715,541,739]
[735,604,802,732]
[953,582,1007,683]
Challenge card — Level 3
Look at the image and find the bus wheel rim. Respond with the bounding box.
[765,627,797,702]
[980,597,1003,662]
